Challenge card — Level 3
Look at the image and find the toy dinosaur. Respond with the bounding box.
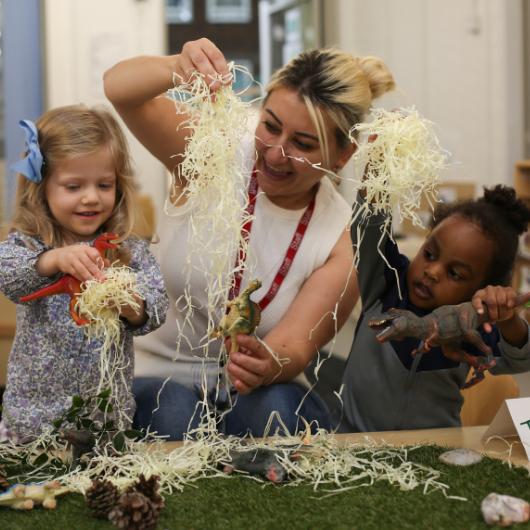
[212,279,262,354]
[222,446,299,483]
[0,480,69,510]
[19,232,119,325]
[61,428,96,469]
[368,292,530,387]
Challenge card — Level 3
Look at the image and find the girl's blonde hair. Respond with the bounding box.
[11,104,138,248]
[266,48,395,167]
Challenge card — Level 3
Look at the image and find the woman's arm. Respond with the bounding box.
[226,229,358,393]
[103,39,229,191]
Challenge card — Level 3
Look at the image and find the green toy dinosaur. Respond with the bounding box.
[213,279,262,353]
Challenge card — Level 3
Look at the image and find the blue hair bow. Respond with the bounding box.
[10,120,44,183]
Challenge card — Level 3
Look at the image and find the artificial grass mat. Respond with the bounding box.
[1,445,529,530]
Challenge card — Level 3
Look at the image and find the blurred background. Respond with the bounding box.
[0,0,529,413]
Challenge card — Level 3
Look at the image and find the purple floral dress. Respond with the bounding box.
[0,231,168,441]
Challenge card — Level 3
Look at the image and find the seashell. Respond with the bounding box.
[481,493,530,526]
[439,448,483,466]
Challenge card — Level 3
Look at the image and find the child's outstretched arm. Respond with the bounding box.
[471,285,528,348]
[0,233,99,302]
[352,192,400,310]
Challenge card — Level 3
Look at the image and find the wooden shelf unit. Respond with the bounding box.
[514,160,530,203]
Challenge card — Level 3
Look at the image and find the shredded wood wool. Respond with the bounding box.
[0,426,461,501]
[166,66,255,361]
[350,106,447,228]
[75,265,144,429]
[349,107,448,296]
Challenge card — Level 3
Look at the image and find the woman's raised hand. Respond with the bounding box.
[176,38,230,92]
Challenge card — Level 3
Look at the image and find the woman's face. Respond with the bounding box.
[254,87,354,209]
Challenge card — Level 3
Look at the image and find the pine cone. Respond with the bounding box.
[0,465,9,492]
[127,474,164,514]
[108,491,159,530]
[85,478,120,519]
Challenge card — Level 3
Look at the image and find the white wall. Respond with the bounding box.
[43,0,168,214]
[326,0,525,191]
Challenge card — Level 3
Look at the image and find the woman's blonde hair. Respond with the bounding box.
[11,104,138,249]
[266,48,395,167]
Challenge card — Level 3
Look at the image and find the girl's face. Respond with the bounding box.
[45,146,117,243]
[254,87,354,210]
[407,215,495,310]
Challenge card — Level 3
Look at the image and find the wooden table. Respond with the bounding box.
[165,425,529,467]
[332,426,529,468]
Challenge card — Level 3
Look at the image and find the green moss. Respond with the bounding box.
[1,446,529,529]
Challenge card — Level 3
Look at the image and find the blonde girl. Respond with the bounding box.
[0,104,168,441]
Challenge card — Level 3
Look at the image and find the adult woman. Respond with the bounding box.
[104,38,395,439]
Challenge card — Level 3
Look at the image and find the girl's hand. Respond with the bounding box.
[226,334,282,395]
[37,245,106,282]
[471,285,519,333]
[176,38,230,92]
[119,295,147,327]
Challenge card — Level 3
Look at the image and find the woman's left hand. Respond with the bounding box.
[471,285,519,333]
[226,334,281,395]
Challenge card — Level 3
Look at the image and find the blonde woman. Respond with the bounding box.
[104,38,395,439]
[0,105,168,441]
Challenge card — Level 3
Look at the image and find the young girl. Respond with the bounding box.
[340,184,530,432]
[0,105,168,442]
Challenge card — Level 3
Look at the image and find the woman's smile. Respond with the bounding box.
[260,159,294,181]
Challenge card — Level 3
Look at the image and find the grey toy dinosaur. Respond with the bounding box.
[368,292,530,387]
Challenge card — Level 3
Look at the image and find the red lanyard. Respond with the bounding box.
[230,169,316,311]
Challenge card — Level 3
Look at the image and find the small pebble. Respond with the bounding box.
[439,448,483,466]
[481,492,530,526]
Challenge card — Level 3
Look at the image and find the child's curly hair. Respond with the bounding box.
[11,104,138,253]
[432,185,530,286]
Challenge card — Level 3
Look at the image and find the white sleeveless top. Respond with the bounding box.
[135,139,351,388]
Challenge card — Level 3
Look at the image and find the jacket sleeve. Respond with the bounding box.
[489,323,530,374]
[0,232,60,302]
[352,194,394,310]
[120,237,169,336]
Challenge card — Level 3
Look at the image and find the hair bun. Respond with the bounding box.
[357,56,396,100]
[483,184,530,235]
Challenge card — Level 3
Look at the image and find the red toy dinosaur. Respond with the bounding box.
[19,233,119,325]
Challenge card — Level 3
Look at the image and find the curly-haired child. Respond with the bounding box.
[340,184,530,432]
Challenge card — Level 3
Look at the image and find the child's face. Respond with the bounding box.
[45,146,116,243]
[406,215,495,310]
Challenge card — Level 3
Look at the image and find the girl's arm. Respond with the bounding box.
[226,230,358,394]
[119,238,168,335]
[0,233,71,301]
[103,39,229,195]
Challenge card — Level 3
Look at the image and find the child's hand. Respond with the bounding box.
[471,285,519,333]
[38,245,106,282]
[119,295,147,326]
